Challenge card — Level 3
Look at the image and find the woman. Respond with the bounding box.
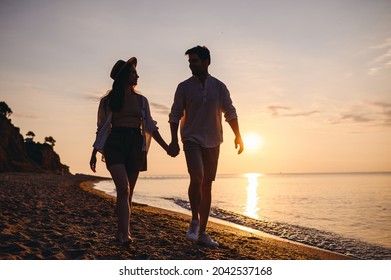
[90,57,168,244]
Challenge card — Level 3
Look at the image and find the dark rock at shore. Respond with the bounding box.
[0,115,69,174]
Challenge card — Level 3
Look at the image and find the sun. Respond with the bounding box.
[243,133,263,152]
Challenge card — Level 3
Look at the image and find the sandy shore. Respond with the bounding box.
[0,172,351,260]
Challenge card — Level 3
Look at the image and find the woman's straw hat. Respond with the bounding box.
[110,57,137,80]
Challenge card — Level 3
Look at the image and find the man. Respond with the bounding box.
[168,46,244,247]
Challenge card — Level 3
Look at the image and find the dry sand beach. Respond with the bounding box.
[0,172,351,260]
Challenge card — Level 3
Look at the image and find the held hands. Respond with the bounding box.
[167,142,180,157]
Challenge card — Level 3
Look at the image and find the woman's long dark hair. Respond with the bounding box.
[103,63,132,112]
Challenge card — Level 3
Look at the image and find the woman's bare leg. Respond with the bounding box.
[108,164,130,242]
[126,170,139,236]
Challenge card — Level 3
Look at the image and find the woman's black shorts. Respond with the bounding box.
[103,127,144,173]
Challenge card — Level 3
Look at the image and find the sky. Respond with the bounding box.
[1,0,390,177]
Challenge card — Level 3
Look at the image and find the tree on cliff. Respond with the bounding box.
[0,101,13,118]
[26,131,36,142]
[44,136,56,146]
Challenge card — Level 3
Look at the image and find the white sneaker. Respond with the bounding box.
[186,220,199,242]
[198,232,219,247]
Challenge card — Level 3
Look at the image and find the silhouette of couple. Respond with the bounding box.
[90,46,244,247]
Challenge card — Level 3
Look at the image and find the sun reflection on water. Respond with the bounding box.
[244,173,262,219]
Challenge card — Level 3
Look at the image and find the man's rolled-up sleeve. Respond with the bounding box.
[169,84,185,124]
[222,87,238,122]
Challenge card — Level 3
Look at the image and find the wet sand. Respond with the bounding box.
[0,172,351,260]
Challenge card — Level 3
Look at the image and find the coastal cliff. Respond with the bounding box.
[0,114,70,174]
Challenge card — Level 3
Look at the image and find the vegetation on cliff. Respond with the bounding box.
[0,101,70,174]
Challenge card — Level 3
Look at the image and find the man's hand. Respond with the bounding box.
[228,119,244,154]
[235,136,244,154]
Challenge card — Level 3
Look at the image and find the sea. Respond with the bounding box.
[93,172,391,260]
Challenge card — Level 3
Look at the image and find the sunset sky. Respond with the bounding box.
[1,0,390,177]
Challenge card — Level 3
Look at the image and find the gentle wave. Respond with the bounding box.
[167,198,391,260]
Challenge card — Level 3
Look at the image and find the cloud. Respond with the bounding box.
[370,101,391,127]
[267,105,319,118]
[332,101,391,127]
[370,38,391,50]
[83,90,109,103]
[285,110,319,117]
[267,105,291,117]
[266,101,391,128]
[150,102,171,115]
[371,101,391,109]
[84,94,102,102]
[13,113,41,119]
[340,113,373,123]
[368,38,391,75]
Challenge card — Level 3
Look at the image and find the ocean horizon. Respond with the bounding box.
[94,172,391,259]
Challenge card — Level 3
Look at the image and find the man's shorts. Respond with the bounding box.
[183,141,220,182]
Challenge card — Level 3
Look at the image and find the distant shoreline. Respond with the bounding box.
[134,171,391,178]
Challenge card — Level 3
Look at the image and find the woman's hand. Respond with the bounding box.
[152,131,171,155]
[90,149,97,172]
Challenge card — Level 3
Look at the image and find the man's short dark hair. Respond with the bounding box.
[185,45,211,65]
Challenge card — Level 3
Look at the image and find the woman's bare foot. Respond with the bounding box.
[115,231,133,244]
